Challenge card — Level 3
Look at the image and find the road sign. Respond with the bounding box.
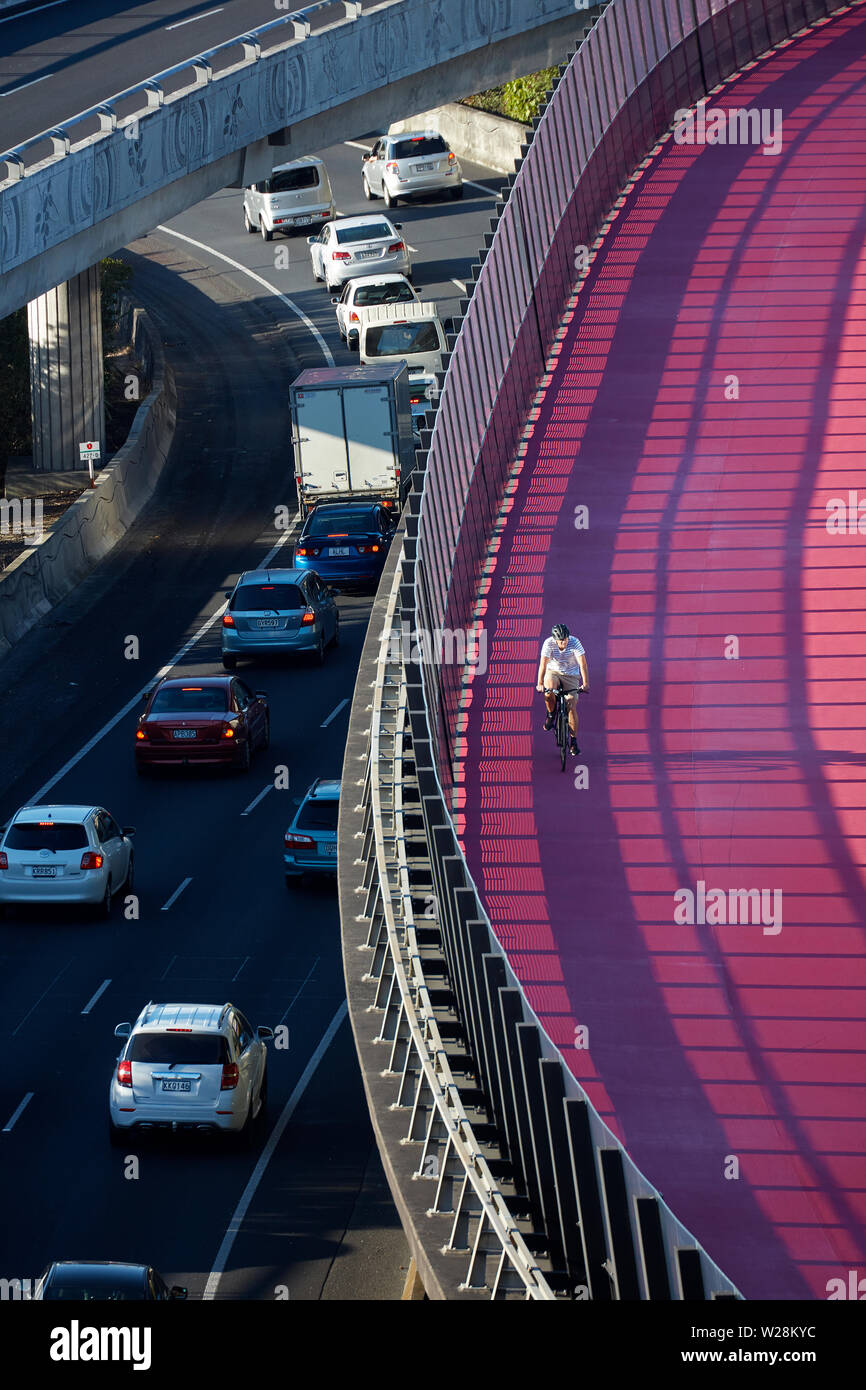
[79,441,101,460]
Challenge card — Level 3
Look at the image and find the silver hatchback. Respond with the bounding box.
[0,804,135,917]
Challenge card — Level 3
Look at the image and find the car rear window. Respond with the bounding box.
[392,136,448,159]
[129,1034,230,1065]
[231,584,306,611]
[307,510,375,536]
[296,798,339,831]
[365,322,440,356]
[42,1280,143,1301]
[5,822,88,851]
[336,222,393,244]
[354,283,414,307]
[268,166,319,193]
[150,687,228,714]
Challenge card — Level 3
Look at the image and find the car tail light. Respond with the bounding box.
[222,725,236,739]
[356,544,380,554]
[387,241,404,253]
[285,832,315,848]
[382,498,395,508]
[0,853,6,871]
[386,161,398,173]
[296,546,321,557]
[332,251,351,262]
[222,612,235,627]
[135,728,147,741]
[80,852,104,870]
[221,1063,239,1090]
[301,609,315,625]
[448,152,456,162]
[116,1060,132,1088]
[349,311,360,323]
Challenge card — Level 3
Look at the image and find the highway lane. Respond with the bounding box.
[0,0,291,147]
[0,145,499,1298]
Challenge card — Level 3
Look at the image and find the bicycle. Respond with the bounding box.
[549,685,583,772]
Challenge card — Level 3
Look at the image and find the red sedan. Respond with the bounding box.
[135,676,269,774]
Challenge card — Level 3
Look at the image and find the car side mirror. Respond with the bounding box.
[330,296,339,305]
[329,586,341,597]
[394,223,403,230]
[257,1026,275,1040]
[122,826,136,837]
[255,691,268,700]
[170,1287,188,1300]
[114,1023,131,1038]
[224,589,233,599]
[307,236,317,245]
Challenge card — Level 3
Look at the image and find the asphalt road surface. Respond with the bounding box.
[0,139,504,1299]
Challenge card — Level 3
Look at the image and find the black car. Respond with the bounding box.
[36,1261,187,1300]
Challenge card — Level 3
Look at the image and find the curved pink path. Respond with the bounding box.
[456,9,866,1299]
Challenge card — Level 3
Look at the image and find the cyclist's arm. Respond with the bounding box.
[578,652,589,690]
[536,654,548,691]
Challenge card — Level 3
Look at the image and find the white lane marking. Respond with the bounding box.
[81,978,111,1015]
[203,1000,348,1299]
[161,876,193,912]
[28,526,296,804]
[320,697,349,728]
[166,6,223,29]
[0,73,52,96]
[450,279,467,294]
[277,956,319,1025]
[3,1093,34,1133]
[156,225,334,366]
[232,955,249,982]
[160,953,177,981]
[344,140,373,151]
[241,783,273,817]
[0,0,70,26]
[12,960,72,1037]
[464,178,497,193]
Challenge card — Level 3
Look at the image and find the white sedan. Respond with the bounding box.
[308,215,412,293]
[331,273,419,347]
[0,804,135,918]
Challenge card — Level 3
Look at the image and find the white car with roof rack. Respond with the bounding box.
[0,804,135,918]
[109,1001,272,1144]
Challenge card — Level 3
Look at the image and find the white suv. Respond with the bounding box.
[243,156,335,240]
[361,131,462,208]
[109,1002,272,1145]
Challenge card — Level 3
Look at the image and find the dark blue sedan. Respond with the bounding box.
[293,502,395,586]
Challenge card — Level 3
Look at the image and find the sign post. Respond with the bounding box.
[79,440,101,486]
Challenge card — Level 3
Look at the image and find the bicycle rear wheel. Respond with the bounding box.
[557,698,568,772]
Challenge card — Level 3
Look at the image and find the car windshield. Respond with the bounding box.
[365,322,440,356]
[354,283,413,307]
[129,1034,230,1065]
[231,584,305,611]
[150,687,228,714]
[392,136,448,159]
[336,222,392,244]
[269,166,318,193]
[296,798,339,831]
[307,510,375,536]
[5,822,88,851]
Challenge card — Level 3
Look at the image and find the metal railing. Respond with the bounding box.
[342,0,857,1297]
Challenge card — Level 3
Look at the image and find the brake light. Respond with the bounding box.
[223,612,235,627]
[382,499,395,508]
[221,1063,239,1090]
[387,241,404,253]
[448,152,456,162]
[357,544,380,554]
[386,161,398,173]
[116,1060,132,1088]
[332,251,351,261]
[301,609,316,626]
[0,852,7,871]
[326,533,348,537]
[222,726,236,739]
[350,311,360,323]
[296,546,321,557]
[80,852,104,870]
[285,832,315,848]
[135,728,147,741]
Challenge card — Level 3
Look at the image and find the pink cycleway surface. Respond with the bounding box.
[456,10,866,1299]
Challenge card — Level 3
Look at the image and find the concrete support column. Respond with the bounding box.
[27,265,104,472]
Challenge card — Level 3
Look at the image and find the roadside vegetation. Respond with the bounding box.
[462,68,560,124]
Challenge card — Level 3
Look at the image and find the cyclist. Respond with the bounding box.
[536,623,588,757]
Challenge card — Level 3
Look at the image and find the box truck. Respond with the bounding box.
[289,363,416,517]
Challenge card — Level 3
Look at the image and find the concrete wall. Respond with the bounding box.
[389,103,529,176]
[0,304,176,660]
[0,0,604,318]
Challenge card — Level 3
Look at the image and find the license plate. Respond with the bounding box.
[161,1079,191,1093]
[357,249,379,259]
[294,215,313,225]
[328,547,351,556]
[320,842,338,856]
[256,618,281,628]
[413,162,436,173]
[172,729,197,739]
[31,866,57,877]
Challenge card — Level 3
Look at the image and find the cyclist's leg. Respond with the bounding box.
[543,675,561,729]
